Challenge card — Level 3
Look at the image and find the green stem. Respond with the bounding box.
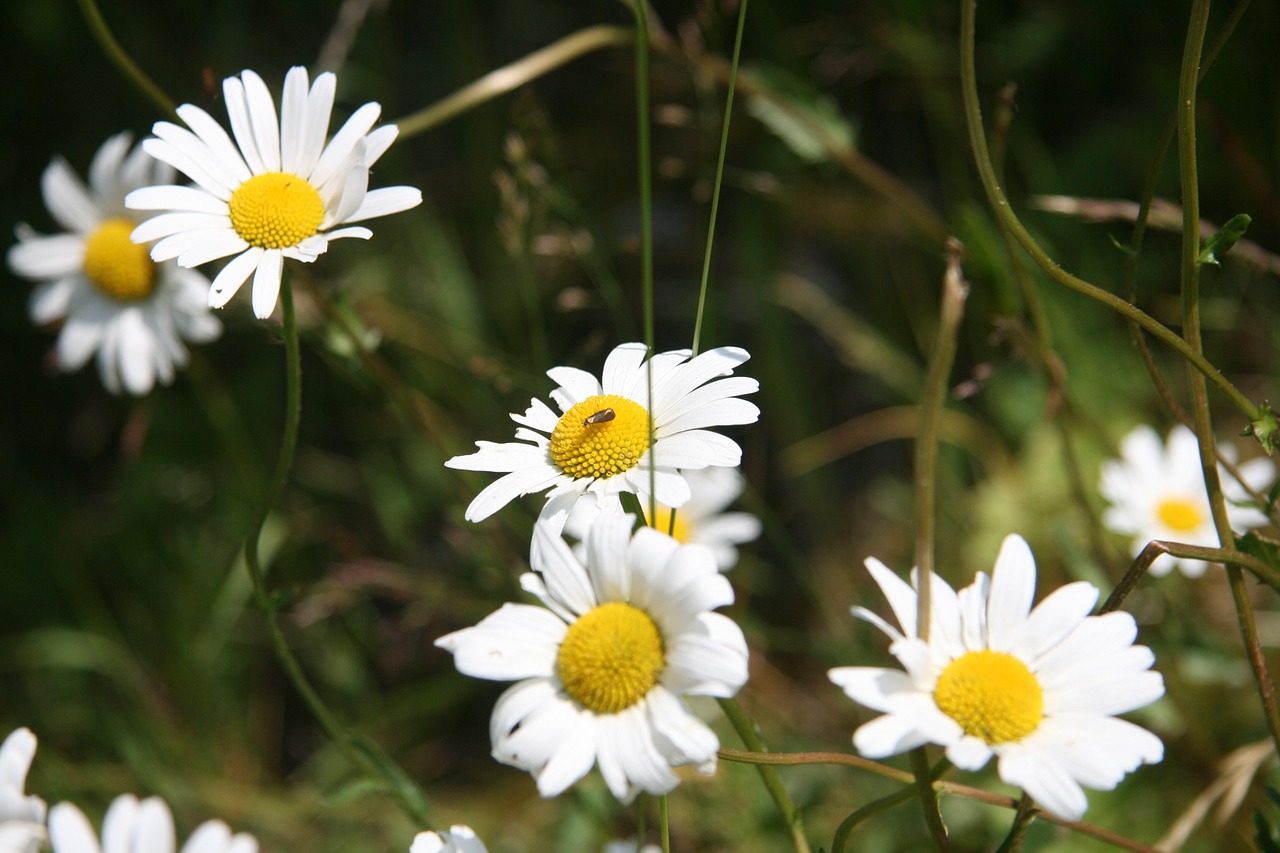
[831,787,918,853]
[690,0,749,357]
[77,0,177,119]
[659,793,670,853]
[1174,0,1280,758]
[956,0,1260,424]
[910,748,950,851]
[1101,540,1280,614]
[631,1,659,526]
[394,26,633,139]
[719,749,1158,852]
[242,278,431,826]
[914,239,968,643]
[717,698,811,853]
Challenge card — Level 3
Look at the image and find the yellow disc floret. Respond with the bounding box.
[550,394,651,480]
[649,505,690,543]
[228,172,324,249]
[1156,496,1204,533]
[934,650,1044,745]
[82,218,155,300]
[557,601,665,714]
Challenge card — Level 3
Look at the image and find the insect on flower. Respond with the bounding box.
[583,408,616,426]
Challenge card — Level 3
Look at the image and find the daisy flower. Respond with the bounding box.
[565,466,762,571]
[445,342,759,540]
[7,133,221,395]
[1099,424,1274,577]
[125,66,422,319]
[602,841,660,853]
[828,534,1164,821]
[0,728,46,853]
[410,825,487,853]
[436,512,749,802]
[48,794,256,853]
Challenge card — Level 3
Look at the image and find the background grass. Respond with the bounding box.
[4,0,1280,850]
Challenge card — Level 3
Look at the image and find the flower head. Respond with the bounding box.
[126,66,422,319]
[0,728,46,853]
[828,534,1164,821]
[1099,424,1274,577]
[565,466,761,571]
[446,342,759,544]
[48,794,256,853]
[7,133,221,394]
[436,512,749,802]
[410,825,487,853]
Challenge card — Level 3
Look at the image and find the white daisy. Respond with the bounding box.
[125,66,422,319]
[828,534,1164,821]
[565,466,762,571]
[48,794,256,853]
[445,342,759,544]
[410,825,487,853]
[436,512,749,803]
[1099,424,1274,577]
[0,728,46,853]
[602,840,660,853]
[7,133,221,395]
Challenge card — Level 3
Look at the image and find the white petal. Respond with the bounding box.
[1017,581,1098,663]
[536,712,599,797]
[601,342,650,394]
[363,124,399,166]
[595,706,677,800]
[651,346,750,413]
[41,158,100,234]
[48,802,102,853]
[343,186,422,223]
[240,69,281,172]
[87,131,133,200]
[646,685,719,765]
[461,464,569,522]
[585,511,636,604]
[131,212,232,244]
[946,735,995,771]
[140,139,234,201]
[278,67,310,175]
[8,234,84,279]
[436,603,563,681]
[996,745,1089,821]
[547,365,603,405]
[250,249,284,319]
[149,121,246,192]
[489,677,557,747]
[864,557,919,639]
[175,104,252,184]
[126,185,229,215]
[208,248,264,308]
[310,102,382,190]
[986,534,1037,653]
[222,74,265,175]
[662,612,748,697]
[531,523,597,617]
[296,72,336,178]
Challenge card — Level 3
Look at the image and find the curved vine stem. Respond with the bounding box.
[77,0,177,119]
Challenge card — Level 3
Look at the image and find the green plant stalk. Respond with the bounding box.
[77,0,177,119]
[394,25,633,139]
[241,277,431,826]
[1102,540,1280,614]
[910,748,951,851]
[660,793,671,853]
[956,0,1260,424]
[690,0,749,357]
[718,749,1159,852]
[717,698,811,853]
[831,787,918,853]
[1174,0,1280,757]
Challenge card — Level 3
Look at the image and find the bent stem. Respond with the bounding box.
[242,276,431,826]
[1102,540,1280,615]
[1174,0,1280,757]
[956,0,1261,424]
[394,25,633,139]
[77,0,177,119]
[717,698,811,853]
[718,749,1159,853]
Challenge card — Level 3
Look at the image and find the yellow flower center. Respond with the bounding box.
[228,172,324,249]
[1156,496,1204,533]
[82,218,155,300]
[557,601,665,714]
[550,394,652,480]
[934,650,1044,745]
[649,505,690,543]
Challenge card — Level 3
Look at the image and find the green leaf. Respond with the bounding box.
[618,492,649,530]
[1242,401,1279,455]
[1198,213,1251,267]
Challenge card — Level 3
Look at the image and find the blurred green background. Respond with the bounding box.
[4,0,1280,850]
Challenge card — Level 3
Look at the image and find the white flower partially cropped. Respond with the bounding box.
[565,466,761,571]
[48,794,256,853]
[126,66,422,319]
[410,825,487,853]
[7,133,221,395]
[436,512,749,803]
[1100,424,1274,577]
[828,534,1165,821]
[602,840,660,853]
[446,342,759,544]
[0,728,46,853]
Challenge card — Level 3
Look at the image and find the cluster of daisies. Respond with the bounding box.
[8,62,1278,848]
